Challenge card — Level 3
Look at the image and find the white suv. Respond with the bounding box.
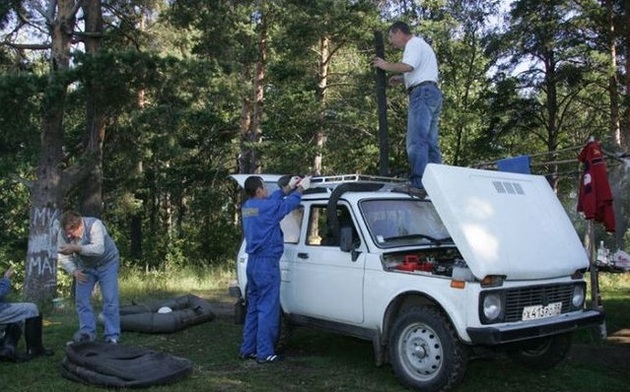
[229,164,603,392]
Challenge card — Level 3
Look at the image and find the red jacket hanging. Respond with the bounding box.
[577,141,615,232]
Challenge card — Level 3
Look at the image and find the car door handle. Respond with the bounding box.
[297,252,309,259]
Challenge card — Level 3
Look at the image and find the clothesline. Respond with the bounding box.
[481,159,624,179]
[473,143,626,171]
[530,158,579,167]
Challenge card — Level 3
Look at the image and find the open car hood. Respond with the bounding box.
[423,164,588,280]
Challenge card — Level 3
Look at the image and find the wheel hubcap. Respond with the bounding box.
[400,323,443,379]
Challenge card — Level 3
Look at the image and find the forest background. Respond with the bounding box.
[0,0,629,302]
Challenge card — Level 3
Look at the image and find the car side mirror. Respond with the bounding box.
[339,226,356,253]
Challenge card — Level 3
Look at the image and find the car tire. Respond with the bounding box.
[234,299,246,325]
[275,312,292,353]
[389,306,467,392]
[507,332,572,370]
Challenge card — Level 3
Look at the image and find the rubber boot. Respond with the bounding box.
[24,315,54,359]
[0,323,25,362]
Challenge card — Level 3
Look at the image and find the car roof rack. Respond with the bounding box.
[299,174,410,195]
[311,174,407,186]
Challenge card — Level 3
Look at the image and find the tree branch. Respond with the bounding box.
[9,173,33,189]
[74,31,104,39]
[2,41,51,50]
[28,0,54,24]
[60,151,100,195]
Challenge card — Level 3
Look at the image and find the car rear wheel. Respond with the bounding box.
[275,312,292,352]
[389,306,467,392]
[234,299,246,325]
[508,332,572,370]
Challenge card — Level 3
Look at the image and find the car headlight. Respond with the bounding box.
[572,284,585,309]
[482,293,503,322]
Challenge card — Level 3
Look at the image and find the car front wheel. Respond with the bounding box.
[389,306,467,392]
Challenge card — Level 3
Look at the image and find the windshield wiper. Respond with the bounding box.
[381,234,453,245]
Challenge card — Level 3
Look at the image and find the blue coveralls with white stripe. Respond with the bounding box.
[239,188,302,360]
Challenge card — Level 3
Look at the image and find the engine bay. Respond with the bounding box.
[382,247,472,280]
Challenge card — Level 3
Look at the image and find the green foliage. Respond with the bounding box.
[55,268,74,299]
[0,0,628,286]
[0,179,30,261]
[0,259,23,295]
[0,73,44,169]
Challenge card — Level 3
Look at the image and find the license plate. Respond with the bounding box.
[522,302,562,321]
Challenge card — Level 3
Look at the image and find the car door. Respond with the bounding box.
[281,202,366,324]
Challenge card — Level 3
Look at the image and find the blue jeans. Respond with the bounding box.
[75,259,120,341]
[0,302,38,324]
[407,83,443,188]
[240,255,281,359]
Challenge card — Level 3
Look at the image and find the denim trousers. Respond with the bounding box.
[0,302,38,324]
[240,255,281,359]
[407,83,443,188]
[75,259,120,341]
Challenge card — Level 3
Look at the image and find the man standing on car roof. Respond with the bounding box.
[239,174,311,364]
[373,21,442,189]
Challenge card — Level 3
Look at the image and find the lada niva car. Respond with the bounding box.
[229,164,603,392]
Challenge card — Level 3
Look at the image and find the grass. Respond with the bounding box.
[1,269,629,391]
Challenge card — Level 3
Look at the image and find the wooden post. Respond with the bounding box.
[587,221,598,307]
[586,220,607,338]
[374,31,389,176]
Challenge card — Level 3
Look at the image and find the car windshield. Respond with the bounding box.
[360,199,452,247]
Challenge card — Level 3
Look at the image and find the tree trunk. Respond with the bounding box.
[128,12,148,260]
[314,35,330,176]
[24,1,103,302]
[238,3,268,175]
[24,0,77,302]
[374,31,389,176]
[25,127,66,302]
[623,0,630,149]
[249,3,267,175]
[238,96,252,174]
[604,0,621,147]
[80,0,105,218]
[130,90,146,261]
[544,50,560,191]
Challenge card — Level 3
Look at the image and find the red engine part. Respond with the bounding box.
[395,255,418,271]
[395,255,432,272]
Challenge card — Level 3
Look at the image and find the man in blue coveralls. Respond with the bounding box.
[238,174,311,364]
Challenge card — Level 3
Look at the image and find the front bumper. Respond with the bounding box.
[467,309,604,345]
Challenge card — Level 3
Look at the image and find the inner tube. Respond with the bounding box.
[119,294,215,333]
[61,341,193,388]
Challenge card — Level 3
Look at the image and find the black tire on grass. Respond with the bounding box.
[275,312,292,353]
[508,332,572,370]
[234,299,246,325]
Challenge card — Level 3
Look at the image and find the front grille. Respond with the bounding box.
[503,283,577,322]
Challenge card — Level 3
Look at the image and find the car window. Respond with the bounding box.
[361,199,450,246]
[281,207,303,244]
[306,205,358,247]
